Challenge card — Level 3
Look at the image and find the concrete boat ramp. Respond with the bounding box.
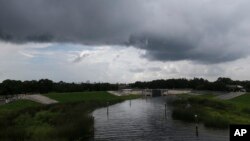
[0,94,58,105]
[21,94,58,104]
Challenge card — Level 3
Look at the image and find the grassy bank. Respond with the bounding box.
[171,93,250,129]
[230,94,250,107]
[0,100,41,111]
[44,91,140,103]
[0,91,141,141]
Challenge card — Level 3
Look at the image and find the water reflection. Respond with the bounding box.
[93,97,229,141]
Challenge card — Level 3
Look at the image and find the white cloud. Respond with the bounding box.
[0,41,250,83]
[19,51,35,58]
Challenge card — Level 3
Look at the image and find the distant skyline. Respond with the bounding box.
[1,0,250,83]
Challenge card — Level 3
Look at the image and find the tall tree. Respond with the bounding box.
[38,79,53,94]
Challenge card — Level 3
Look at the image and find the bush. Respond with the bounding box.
[34,110,59,124]
[0,103,96,140]
[170,96,232,129]
[242,107,250,114]
[188,97,234,110]
[27,124,55,140]
[203,114,229,129]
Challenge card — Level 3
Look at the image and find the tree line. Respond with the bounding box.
[1,77,250,96]
[129,77,250,92]
[0,79,118,96]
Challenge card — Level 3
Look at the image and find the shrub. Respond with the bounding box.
[242,107,250,114]
[188,97,234,110]
[203,114,229,129]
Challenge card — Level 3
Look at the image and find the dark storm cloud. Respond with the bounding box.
[129,33,248,63]
[0,0,144,44]
[1,0,250,63]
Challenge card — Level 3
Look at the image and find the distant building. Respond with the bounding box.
[142,89,169,97]
[118,84,129,90]
[226,85,246,92]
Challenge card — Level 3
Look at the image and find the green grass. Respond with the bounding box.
[0,100,41,111]
[230,93,250,108]
[44,91,117,103]
[44,91,141,103]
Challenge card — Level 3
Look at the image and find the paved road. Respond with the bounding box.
[216,92,246,100]
[22,94,58,104]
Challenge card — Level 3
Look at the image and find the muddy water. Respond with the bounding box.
[93,97,229,141]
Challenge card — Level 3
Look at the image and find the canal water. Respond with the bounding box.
[93,97,229,141]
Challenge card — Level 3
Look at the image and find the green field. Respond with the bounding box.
[44,91,140,103]
[230,94,250,108]
[0,91,141,141]
[0,100,41,111]
[171,93,250,129]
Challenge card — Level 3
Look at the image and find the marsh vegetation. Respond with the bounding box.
[171,93,250,129]
[0,92,140,141]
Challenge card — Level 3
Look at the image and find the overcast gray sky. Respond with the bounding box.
[0,0,250,82]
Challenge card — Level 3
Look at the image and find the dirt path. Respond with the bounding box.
[216,92,246,100]
[22,94,58,104]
